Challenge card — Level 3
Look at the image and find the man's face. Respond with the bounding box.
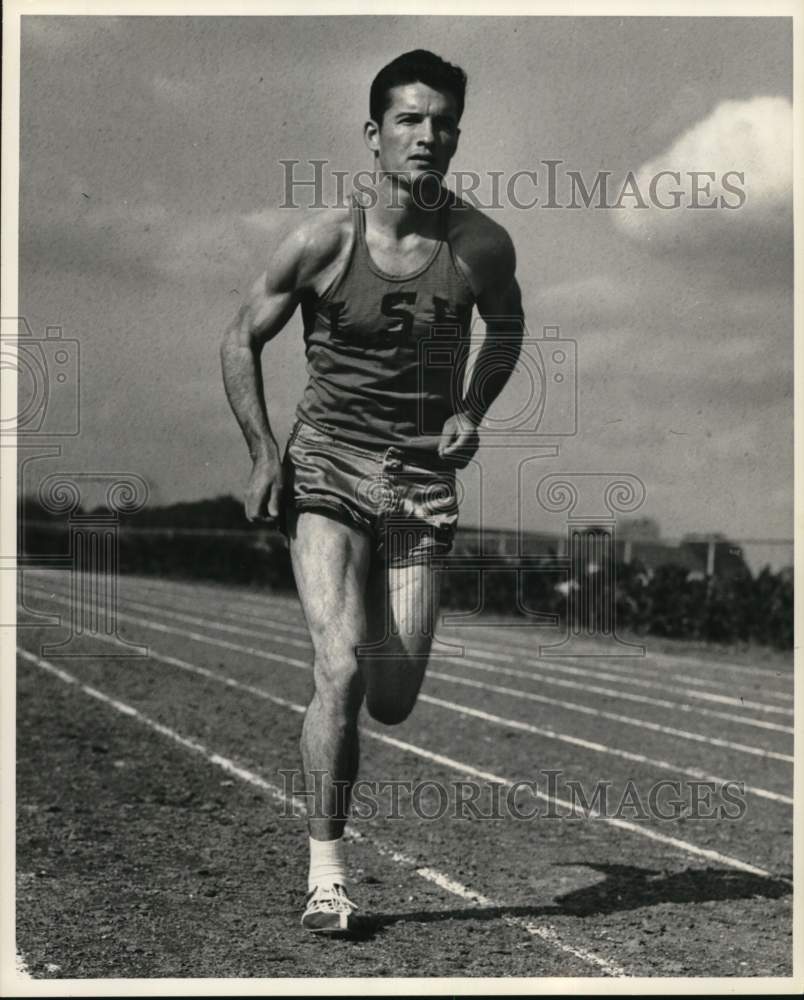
[365,81,461,186]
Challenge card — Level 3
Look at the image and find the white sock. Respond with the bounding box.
[308,835,347,893]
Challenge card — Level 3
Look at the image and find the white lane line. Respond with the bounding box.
[23,586,792,803]
[419,688,791,805]
[683,689,793,713]
[25,583,794,739]
[426,669,792,765]
[17,648,626,977]
[365,728,786,882]
[16,639,786,882]
[454,642,795,704]
[393,862,621,972]
[88,592,312,652]
[104,572,793,686]
[30,568,788,704]
[240,585,794,687]
[354,839,623,973]
[62,584,799,736]
[24,584,310,671]
[428,654,794,738]
[83,573,794,703]
[96,576,795,713]
[633,648,793,682]
[452,618,794,684]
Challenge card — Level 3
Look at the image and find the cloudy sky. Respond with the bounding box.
[18,15,792,541]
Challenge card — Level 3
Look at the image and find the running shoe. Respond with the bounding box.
[300,883,361,936]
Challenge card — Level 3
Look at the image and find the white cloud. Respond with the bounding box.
[615,96,792,251]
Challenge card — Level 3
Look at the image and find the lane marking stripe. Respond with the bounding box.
[25,583,795,742]
[24,586,792,803]
[100,572,793,685]
[429,665,793,767]
[16,647,626,977]
[420,686,791,804]
[77,572,794,704]
[455,642,794,703]
[15,640,784,881]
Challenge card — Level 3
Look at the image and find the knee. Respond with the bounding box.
[313,650,364,717]
[365,695,416,727]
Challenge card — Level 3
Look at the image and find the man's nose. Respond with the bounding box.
[416,119,435,145]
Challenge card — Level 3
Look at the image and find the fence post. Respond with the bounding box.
[706,539,716,579]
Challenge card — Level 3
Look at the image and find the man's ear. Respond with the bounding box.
[453,126,461,154]
[364,119,380,154]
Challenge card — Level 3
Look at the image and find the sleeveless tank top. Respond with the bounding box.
[295,191,477,462]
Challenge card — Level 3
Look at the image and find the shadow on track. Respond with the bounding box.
[367,865,792,932]
[552,863,792,915]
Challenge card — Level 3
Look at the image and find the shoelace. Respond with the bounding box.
[309,885,358,914]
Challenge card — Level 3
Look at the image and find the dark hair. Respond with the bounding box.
[369,49,467,125]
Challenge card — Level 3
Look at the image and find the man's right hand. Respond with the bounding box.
[245,448,284,523]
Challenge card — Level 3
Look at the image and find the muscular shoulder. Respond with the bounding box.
[269,204,353,294]
[445,195,517,297]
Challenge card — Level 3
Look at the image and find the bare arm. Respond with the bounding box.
[439,227,525,464]
[460,251,525,425]
[220,229,305,521]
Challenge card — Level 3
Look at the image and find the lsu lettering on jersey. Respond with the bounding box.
[296,191,477,461]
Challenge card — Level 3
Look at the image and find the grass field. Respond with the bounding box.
[14,568,794,980]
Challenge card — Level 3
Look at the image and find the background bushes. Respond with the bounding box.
[19,496,793,650]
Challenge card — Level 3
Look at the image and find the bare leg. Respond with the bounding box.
[288,509,372,840]
[358,557,443,725]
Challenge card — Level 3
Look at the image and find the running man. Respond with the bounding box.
[221,49,524,934]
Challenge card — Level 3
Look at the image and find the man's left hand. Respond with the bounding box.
[438,411,481,468]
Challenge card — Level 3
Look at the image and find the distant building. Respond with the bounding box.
[451,525,754,579]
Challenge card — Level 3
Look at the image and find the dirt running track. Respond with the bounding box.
[15,569,794,980]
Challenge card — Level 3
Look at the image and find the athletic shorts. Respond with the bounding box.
[277,418,459,567]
